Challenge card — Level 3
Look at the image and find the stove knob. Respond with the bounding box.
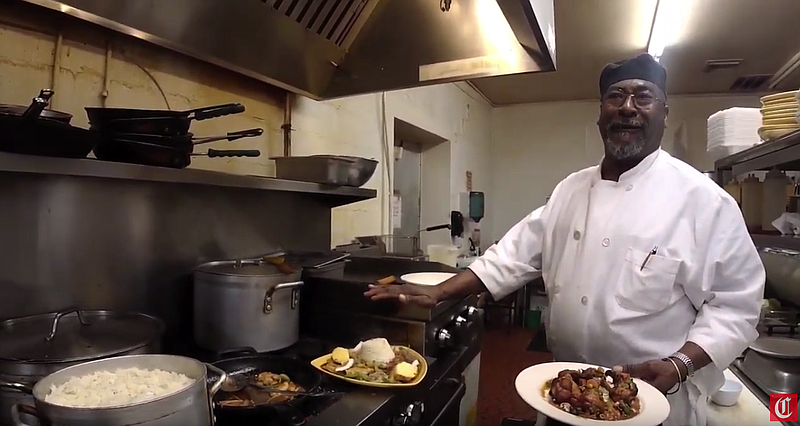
[392,401,425,426]
[454,316,468,328]
[437,328,454,348]
[466,306,483,320]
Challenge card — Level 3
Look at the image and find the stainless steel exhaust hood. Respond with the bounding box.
[17,0,556,100]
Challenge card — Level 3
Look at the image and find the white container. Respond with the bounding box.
[762,169,791,230]
[427,244,460,267]
[711,379,742,406]
[741,174,763,231]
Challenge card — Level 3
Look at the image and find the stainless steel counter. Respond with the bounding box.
[0,152,376,207]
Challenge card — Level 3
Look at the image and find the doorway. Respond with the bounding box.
[392,118,450,256]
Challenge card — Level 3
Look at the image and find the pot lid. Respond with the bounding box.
[196,259,290,276]
[749,336,800,359]
[0,309,165,364]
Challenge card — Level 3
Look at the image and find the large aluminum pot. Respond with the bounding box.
[0,309,164,426]
[194,258,303,352]
[10,354,227,426]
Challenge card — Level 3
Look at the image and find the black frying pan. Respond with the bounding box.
[93,137,260,168]
[0,89,94,158]
[103,128,264,150]
[0,89,72,123]
[207,348,324,423]
[86,103,245,136]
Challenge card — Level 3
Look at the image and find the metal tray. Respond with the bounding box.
[272,155,377,187]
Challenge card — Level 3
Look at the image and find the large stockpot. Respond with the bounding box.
[0,309,165,426]
[194,259,303,353]
[10,354,227,426]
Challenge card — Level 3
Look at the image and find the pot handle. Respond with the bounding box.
[47,308,90,341]
[0,381,32,394]
[205,363,227,426]
[10,404,39,426]
[263,281,304,314]
[216,347,258,359]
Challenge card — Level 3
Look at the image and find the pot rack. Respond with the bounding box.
[714,129,800,184]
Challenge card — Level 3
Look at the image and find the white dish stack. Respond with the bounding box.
[707,107,762,161]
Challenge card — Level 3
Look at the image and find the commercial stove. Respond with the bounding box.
[175,257,483,426]
[175,337,469,426]
[730,310,800,426]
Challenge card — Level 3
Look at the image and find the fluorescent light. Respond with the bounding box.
[647,0,691,62]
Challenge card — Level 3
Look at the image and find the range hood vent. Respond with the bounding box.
[263,0,368,47]
[18,0,556,100]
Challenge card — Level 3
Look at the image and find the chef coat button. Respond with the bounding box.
[573,230,581,240]
[626,184,633,191]
[602,238,610,247]
[581,296,588,305]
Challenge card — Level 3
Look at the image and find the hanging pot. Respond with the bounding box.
[0,309,165,426]
[194,259,303,353]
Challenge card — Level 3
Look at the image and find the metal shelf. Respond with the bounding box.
[714,130,800,178]
[0,152,377,207]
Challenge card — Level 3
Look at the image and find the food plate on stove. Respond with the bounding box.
[515,362,670,426]
[310,338,427,388]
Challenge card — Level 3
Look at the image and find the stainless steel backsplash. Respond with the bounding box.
[0,171,332,340]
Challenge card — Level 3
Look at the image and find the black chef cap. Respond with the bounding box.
[599,53,667,97]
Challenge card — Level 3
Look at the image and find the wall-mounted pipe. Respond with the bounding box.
[51,32,63,108]
[282,92,293,157]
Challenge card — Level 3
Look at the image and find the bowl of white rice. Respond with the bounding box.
[14,354,227,426]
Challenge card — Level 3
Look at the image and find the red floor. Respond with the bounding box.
[477,325,552,426]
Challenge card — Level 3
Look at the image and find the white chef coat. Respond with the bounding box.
[469,149,765,426]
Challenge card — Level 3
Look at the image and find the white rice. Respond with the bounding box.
[44,367,194,408]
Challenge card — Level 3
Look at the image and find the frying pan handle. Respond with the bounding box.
[226,128,264,141]
[190,103,245,121]
[10,404,39,426]
[205,363,227,426]
[207,149,261,158]
[0,381,33,394]
[216,347,258,359]
[21,89,54,122]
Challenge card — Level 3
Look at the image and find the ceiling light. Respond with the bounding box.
[647,0,691,62]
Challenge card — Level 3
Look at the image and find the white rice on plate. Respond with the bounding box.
[44,368,194,408]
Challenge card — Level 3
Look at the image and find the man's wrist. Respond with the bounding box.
[668,356,689,382]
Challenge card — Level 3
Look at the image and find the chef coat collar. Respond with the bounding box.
[593,148,661,185]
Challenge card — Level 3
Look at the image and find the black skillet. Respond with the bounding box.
[0,89,72,123]
[206,348,324,424]
[99,128,264,151]
[93,137,260,168]
[0,89,95,158]
[86,103,245,136]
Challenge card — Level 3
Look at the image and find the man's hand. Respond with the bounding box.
[363,284,442,307]
[613,359,683,394]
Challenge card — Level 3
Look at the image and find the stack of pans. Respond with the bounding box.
[87,103,262,169]
[0,89,96,158]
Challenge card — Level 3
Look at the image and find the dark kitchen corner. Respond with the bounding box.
[478,324,551,426]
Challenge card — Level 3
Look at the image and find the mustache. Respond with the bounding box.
[607,120,648,132]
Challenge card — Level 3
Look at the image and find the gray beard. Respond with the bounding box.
[604,136,646,160]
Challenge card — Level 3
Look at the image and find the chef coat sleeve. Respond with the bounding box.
[685,194,765,369]
[468,206,545,301]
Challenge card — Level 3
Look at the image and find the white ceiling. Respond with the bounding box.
[470,0,800,105]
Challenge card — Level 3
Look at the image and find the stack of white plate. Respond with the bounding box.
[759,90,799,141]
[707,107,762,160]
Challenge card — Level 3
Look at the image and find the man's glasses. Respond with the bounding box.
[602,91,663,109]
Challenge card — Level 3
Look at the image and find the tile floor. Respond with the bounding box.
[477,325,552,426]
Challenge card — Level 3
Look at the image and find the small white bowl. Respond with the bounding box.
[712,379,743,406]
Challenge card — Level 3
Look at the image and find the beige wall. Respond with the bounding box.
[0,3,493,249]
[488,95,763,242]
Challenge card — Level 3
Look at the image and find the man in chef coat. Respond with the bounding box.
[365,53,765,426]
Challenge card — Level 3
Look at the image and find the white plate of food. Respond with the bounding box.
[515,362,670,426]
[400,272,455,286]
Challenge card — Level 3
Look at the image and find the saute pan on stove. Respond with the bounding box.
[86,103,245,136]
[207,348,323,422]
